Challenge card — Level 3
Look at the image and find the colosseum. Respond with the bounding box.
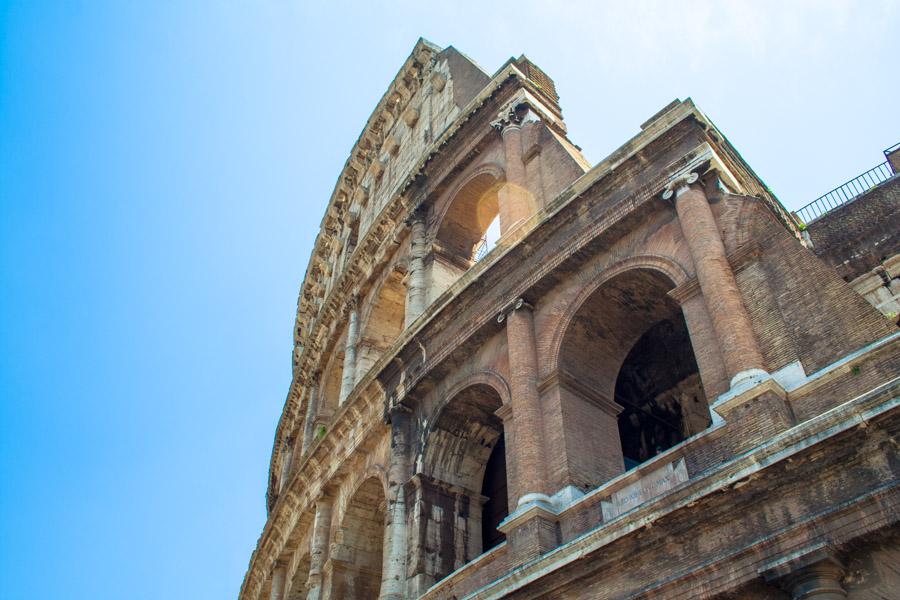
[239,39,900,599]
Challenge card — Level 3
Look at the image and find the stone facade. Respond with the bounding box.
[240,39,900,600]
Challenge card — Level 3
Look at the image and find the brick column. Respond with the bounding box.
[301,374,320,454]
[305,495,334,600]
[502,299,549,505]
[667,173,766,387]
[269,562,287,600]
[338,299,359,405]
[494,114,532,236]
[405,208,428,328]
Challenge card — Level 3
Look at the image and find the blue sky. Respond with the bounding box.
[1,2,897,599]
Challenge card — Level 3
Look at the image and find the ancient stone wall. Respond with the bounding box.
[242,41,900,600]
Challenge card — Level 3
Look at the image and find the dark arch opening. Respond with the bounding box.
[419,383,509,583]
[615,315,710,469]
[480,432,507,552]
[558,268,712,483]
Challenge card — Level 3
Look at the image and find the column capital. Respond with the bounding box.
[496,297,533,323]
[491,106,525,133]
[405,203,428,227]
[662,171,700,200]
[761,545,847,599]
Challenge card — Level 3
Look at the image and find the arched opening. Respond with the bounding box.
[285,552,311,600]
[556,268,711,485]
[435,173,501,262]
[357,270,406,383]
[615,315,709,469]
[317,342,344,421]
[329,477,386,599]
[480,432,507,552]
[414,383,508,585]
[429,173,502,300]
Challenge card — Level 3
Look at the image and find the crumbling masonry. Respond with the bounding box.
[240,39,900,599]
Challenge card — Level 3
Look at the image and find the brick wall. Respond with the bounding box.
[807,177,900,282]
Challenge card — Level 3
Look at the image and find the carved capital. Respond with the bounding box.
[662,171,700,201]
[405,204,428,228]
[496,297,533,323]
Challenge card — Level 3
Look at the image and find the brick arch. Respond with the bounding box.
[546,254,690,375]
[432,162,506,237]
[431,164,505,261]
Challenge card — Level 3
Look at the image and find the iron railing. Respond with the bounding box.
[796,161,895,224]
[474,237,489,261]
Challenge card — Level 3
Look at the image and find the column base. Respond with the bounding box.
[730,368,770,389]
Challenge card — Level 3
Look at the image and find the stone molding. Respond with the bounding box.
[537,369,623,418]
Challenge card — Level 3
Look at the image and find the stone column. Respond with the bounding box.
[502,299,549,505]
[301,374,320,454]
[380,407,412,599]
[305,495,334,600]
[338,299,359,405]
[494,112,532,236]
[667,173,766,387]
[269,563,287,600]
[405,208,428,328]
[379,485,408,599]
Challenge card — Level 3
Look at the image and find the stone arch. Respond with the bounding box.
[285,550,311,600]
[547,262,712,488]
[357,269,407,384]
[316,328,348,421]
[328,476,388,599]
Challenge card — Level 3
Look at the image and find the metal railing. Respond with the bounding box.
[796,161,895,224]
[474,237,490,262]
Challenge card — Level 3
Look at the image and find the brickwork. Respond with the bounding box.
[240,41,900,600]
[807,177,900,282]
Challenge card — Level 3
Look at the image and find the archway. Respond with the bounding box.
[329,477,386,599]
[434,172,501,263]
[556,268,711,484]
[285,552,310,600]
[414,383,508,586]
[615,317,709,468]
[357,270,406,383]
[428,172,503,300]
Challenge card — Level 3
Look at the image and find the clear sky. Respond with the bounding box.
[1,2,897,599]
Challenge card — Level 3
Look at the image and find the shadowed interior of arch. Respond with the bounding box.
[559,268,712,481]
[421,383,508,580]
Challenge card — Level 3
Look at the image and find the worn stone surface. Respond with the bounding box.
[239,40,900,600]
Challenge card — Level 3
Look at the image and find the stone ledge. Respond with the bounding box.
[462,377,899,598]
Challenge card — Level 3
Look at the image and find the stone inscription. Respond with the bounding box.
[601,457,688,521]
